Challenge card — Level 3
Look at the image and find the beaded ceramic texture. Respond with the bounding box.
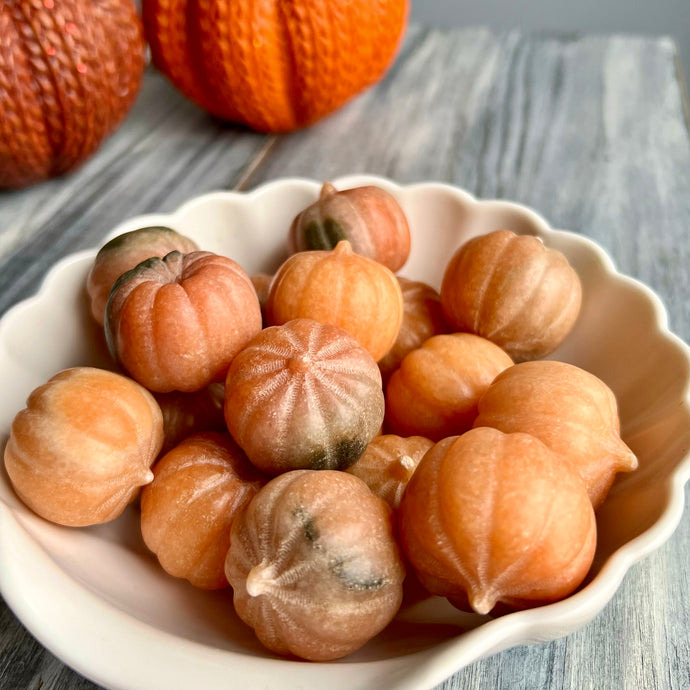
[0,0,145,188]
[141,0,409,132]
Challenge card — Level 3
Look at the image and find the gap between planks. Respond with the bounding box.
[232,136,281,191]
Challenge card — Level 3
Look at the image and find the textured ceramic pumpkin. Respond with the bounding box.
[265,240,403,361]
[346,434,433,509]
[378,277,450,384]
[4,367,163,527]
[440,230,582,361]
[225,469,405,660]
[0,0,145,188]
[288,182,411,271]
[224,318,384,475]
[153,383,226,456]
[140,432,266,589]
[142,0,408,132]
[105,250,262,393]
[87,226,199,325]
[474,360,638,508]
[398,429,597,615]
[385,333,513,441]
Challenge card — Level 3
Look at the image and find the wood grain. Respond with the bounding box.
[1,24,689,690]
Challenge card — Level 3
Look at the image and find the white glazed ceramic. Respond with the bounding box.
[1,175,689,690]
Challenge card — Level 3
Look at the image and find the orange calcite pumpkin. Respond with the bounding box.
[4,367,163,526]
[378,277,450,384]
[288,182,411,271]
[140,432,266,589]
[225,470,405,660]
[474,360,638,508]
[87,226,199,325]
[346,434,433,509]
[265,240,403,361]
[440,229,582,361]
[153,384,226,456]
[398,428,597,615]
[105,250,262,393]
[385,333,513,441]
[224,318,384,475]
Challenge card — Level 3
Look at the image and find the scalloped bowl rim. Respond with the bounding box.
[0,175,688,690]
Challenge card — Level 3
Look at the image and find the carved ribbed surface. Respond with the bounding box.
[224,318,384,475]
[474,360,638,508]
[225,469,405,660]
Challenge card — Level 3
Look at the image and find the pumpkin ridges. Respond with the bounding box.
[0,6,53,186]
[13,0,92,175]
[143,0,215,113]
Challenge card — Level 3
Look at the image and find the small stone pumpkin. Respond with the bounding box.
[4,367,163,527]
[474,360,638,508]
[140,432,266,589]
[105,250,262,393]
[288,182,411,272]
[385,333,513,441]
[225,469,405,660]
[378,277,450,384]
[265,240,403,362]
[87,226,199,326]
[440,229,582,361]
[224,318,384,475]
[398,428,597,615]
[346,434,433,509]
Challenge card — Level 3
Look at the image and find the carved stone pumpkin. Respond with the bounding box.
[0,0,146,188]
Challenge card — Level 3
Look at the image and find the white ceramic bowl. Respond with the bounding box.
[1,175,689,690]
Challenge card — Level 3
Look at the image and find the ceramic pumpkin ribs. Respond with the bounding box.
[142,0,409,132]
[0,0,145,188]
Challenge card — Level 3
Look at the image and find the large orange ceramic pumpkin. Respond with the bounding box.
[0,0,146,188]
[141,0,409,132]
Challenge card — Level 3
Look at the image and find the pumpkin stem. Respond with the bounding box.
[320,182,338,199]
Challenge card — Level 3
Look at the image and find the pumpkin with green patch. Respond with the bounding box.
[225,469,405,660]
[223,318,384,476]
[87,226,198,326]
[288,182,411,272]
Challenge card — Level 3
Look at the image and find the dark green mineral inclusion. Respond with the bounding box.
[292,506,320,543]
[307,437,367,471]
[304,218,347,250]
[98,226,178,256]
[330,556,386,592]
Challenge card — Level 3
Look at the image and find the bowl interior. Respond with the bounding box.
[1,176,689,688]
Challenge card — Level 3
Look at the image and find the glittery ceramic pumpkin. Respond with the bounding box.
[0,0,146,188]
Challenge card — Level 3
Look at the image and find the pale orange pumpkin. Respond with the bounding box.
[4,367,163,527]
[440,230,582,361]
[398,428,597,615]
[378,277,450,384]
[474,360,638,508]
[140,432,266,589]
[265,240,403,361]
[105,250,262,393]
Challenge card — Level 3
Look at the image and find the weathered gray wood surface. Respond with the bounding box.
[1,24,689,690]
